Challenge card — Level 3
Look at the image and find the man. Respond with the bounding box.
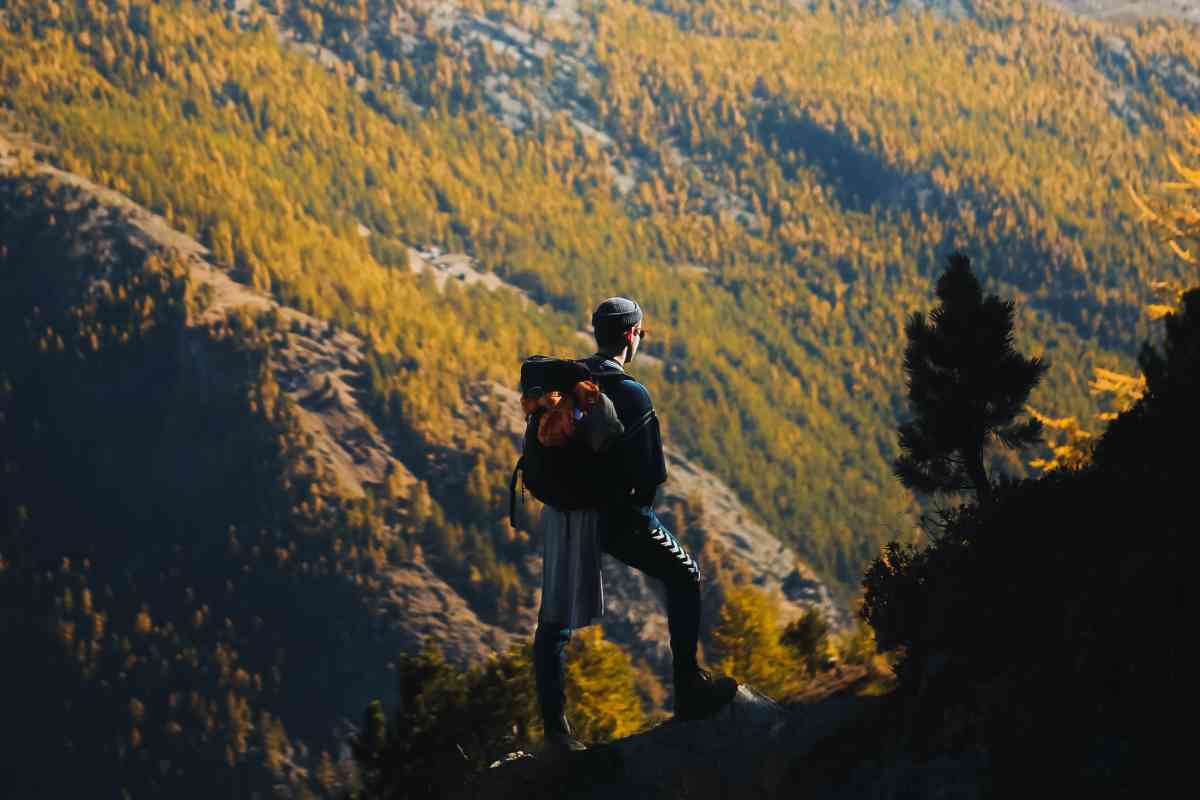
[534,297,738,755]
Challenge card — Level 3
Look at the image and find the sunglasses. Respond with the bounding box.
[633,327,648,340]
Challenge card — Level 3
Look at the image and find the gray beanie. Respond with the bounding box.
[591,297,643,343]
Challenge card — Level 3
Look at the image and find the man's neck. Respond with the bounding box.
[596,349,627,367]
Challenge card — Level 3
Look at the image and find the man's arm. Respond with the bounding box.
[608,379,668,507]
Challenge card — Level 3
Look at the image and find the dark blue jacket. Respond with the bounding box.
[583,356,668,509]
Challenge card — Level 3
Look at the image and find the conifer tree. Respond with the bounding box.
[780,607,831,675]
[895,253,1047,506]
[564,627,645,743]
[353,640,539,799]
[709,585,802,698]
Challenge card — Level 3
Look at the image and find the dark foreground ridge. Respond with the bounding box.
[473,675,981,800]
[490,687,790,799]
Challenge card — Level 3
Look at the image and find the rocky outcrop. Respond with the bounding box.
[479,673,986,800]
[1045,0,1200,26]
[408,246,532,297]
[483,685,795,800]
[370,561,516,660]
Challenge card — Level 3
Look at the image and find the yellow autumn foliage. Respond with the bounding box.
[564,626,646,743]
[709,585,805,700]
[1026,406,1093,472]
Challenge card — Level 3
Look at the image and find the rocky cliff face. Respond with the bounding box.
[1045,0,1200,26]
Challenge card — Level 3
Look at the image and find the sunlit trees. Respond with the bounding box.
[709,585,803,699]
[5,2,1200,794]
[1130,116,1200,269]
[1025,406,1093,473]
[565,626,646,743]
[8,0,1190,596]
[1057,115,1200,449]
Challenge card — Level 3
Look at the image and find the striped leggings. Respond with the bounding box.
[533,506,701,730]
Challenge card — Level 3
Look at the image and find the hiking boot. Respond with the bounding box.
[541,714,587,757]
[542,729,588,756]
[673,667,738,722]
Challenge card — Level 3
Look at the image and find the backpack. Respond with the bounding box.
[508,355,625,525]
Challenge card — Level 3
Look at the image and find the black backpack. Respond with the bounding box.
[508,356,624,525]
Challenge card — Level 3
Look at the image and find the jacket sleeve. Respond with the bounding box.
[580,390,624,453]
[609,379,668,506]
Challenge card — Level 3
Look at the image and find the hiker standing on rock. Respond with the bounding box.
[512,297,738,755]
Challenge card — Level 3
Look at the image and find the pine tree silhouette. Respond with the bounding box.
[895,253,1048,505]
[1137,288,1200,404]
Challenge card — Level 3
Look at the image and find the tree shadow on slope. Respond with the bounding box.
[753,101,1127,344]
[756,103,927,214]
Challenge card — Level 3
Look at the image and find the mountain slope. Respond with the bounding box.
[0,130,837,796]
[7,0,1193,592]
[3,0,1195,795]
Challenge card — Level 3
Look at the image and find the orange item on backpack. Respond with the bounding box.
[521,380,603,447]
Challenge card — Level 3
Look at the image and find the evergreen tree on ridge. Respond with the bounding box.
[894,252,1048,506]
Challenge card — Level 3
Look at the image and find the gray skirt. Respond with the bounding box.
[538,506,605,629]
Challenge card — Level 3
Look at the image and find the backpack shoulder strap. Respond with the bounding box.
[509,456,523,528]
[580,355,635,384]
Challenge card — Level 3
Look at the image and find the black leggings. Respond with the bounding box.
[533,506,701,728]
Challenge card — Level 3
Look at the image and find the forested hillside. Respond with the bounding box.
[0,136,843,798]
[0,165,378,797]
[2,0,1196,795]
[4,0,1196,597]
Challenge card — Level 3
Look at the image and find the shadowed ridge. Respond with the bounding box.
[480,685,795,800]
[476,670,986,800]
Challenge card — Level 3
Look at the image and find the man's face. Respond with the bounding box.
[627,321,646,362]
